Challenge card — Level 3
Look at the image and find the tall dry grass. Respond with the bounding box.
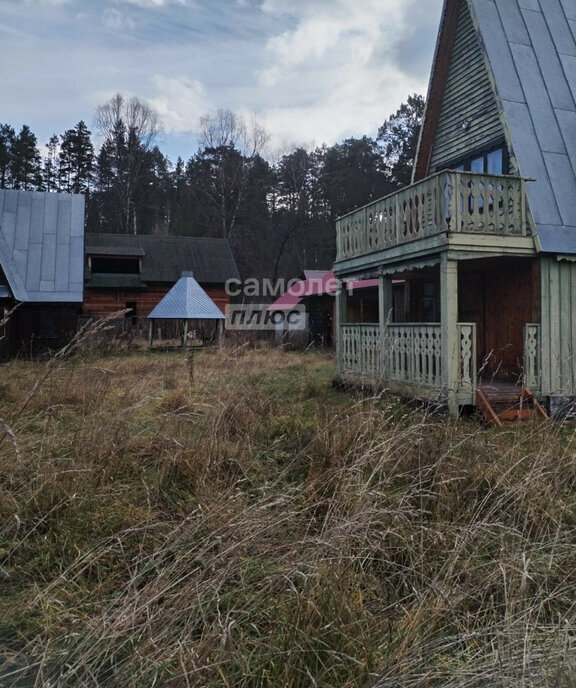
[1,339,576,687]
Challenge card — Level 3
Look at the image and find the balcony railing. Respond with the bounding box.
[336,170,527,261]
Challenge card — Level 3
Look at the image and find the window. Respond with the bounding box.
[444,144,506,175]
[91,256,140,274]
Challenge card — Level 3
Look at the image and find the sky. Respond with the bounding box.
[0,0,444,163]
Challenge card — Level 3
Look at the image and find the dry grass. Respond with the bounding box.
[1,337,576,687]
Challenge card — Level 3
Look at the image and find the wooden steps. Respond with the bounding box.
[476,385,548,426]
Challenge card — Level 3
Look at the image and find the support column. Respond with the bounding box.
[378,273,393,379]
[217,319,224,347]
[148,320,153,349]
[335,279,348,376]
[440,254,459,417]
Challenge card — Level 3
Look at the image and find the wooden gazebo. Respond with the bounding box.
[147,271,225,350]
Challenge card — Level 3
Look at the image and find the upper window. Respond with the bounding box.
[90,256,140,274]
[447,145,506,175]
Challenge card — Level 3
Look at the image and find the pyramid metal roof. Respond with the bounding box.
[147,273,225,320]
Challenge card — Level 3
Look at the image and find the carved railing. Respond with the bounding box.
[385,324,442,387]
[341,324,380,378]
[336,170,527,261]
[523,323,540,392]
[457,323,477,396]
[341,322,477,399]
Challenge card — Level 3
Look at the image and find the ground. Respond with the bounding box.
[1,342,575,687]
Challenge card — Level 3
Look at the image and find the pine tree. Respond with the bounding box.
[11,125,41,190]
[43,134,60,192]
[59,121,94,193]
[0,124,15,189]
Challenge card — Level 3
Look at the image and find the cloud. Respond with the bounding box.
[21,0,72,4]
[254,0,440,149]
[114,0,189,7]
[148,75,211,134]
[103,8,136,31]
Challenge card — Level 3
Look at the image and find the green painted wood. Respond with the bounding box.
[540,257,576,396]
[335,286,347,375]
[440,255,459,416]
[335,171,528,266]
[429,1,504,171]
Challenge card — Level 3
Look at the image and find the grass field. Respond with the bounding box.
[1,341,576,687]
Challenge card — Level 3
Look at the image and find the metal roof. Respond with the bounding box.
[269,271,379,311]
[0,189,85,303]
[147,273,225,320]
[85,234,240,283]
[469,0,576,252]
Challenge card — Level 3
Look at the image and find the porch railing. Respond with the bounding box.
[523,323,540,392]
[336,170,527,261]
[341,324,381,379]
[385,324,442,387]
[341,322,477,399]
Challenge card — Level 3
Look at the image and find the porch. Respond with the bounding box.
[333,167,542,415]
[338,321,541,409]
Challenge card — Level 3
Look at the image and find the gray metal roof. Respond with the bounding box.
[0,189,85,303]
[469,0,576,252]
[85,234,240,283]
[147,273,225,320]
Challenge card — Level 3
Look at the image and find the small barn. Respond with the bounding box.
[147,272,225,349]
[83,234,239,330]
[0,189,84,358]
[269,270,379,347]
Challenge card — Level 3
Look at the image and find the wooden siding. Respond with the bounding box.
[458,258,537,378]
[0,303,80,359]
[83,285,230,320]
[429,1,504,172]
[540,257,576,396]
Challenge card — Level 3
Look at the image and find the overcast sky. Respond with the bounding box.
[0,0,444,163]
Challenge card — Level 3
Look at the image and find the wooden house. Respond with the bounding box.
[83,234,239,329]
[0,189,84,358]
[334,0,576,419]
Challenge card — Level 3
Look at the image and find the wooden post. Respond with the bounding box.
[378,273,393,379]
[148,320,153,349]
[217,319,224,347]
[440,254,459,417]
[335,279,348,376]
[182,319,188,349]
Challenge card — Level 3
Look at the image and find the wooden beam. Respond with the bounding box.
[440,254,459,417]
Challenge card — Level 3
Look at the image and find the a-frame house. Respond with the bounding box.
[333,0,576,419]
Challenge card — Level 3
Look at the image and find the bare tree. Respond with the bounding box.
[95,93,161,233]
[196,109,270,240]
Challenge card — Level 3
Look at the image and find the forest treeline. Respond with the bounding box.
[0,94,424,279]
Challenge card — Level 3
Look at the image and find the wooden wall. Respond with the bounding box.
[540,257,576,395]
[458,258,539,378]
[428,0,504,172]
[0,303,80,359]
[83,284,230,323]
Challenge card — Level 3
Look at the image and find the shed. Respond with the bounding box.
[0,188,85,357]
[147,272,225,349]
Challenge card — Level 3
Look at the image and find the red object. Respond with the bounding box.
[269,271,378,310]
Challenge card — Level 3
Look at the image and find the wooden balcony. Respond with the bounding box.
[336,170,528,262]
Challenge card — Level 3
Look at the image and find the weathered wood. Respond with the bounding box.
[441,256,459,416]
[523,323,540,392]
[336,171,527,263]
